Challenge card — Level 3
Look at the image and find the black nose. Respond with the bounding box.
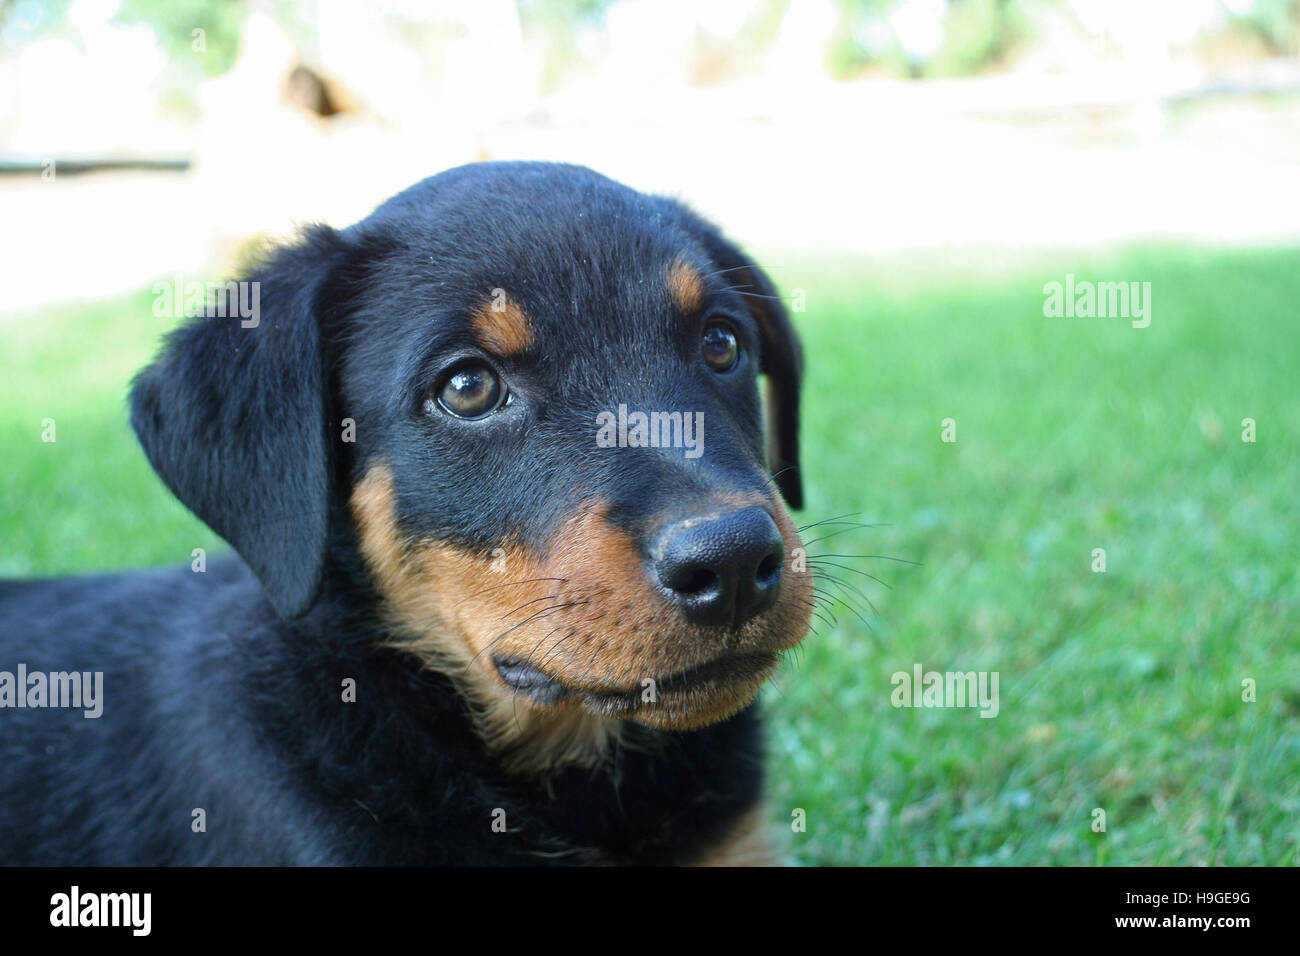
[651,506,785,628]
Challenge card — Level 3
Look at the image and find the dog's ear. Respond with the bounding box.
[130,225,349,618]
[664,203,804,508]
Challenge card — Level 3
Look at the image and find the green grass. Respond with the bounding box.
[759,243,1300,865]
[2,243,1298,865]
[0,292,219,574]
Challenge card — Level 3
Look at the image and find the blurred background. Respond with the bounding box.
[2,0,1298,866]
[4,0,1300,303]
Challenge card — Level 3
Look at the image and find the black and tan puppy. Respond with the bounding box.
[0,162,811,865]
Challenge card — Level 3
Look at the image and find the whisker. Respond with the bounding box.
[559,630,602,675]
[797,512,866,531]
[815,571,880,614]
[761,465,798,491]
[814,577,876,632]
[811,551,921,566]
[800,525,892,548]
[463,600,591,673]
[493,593,563,621]
[450,576,569,609]
[809,598,840,627]
[537,626,581,672]
[715,282,785,303]
[573,641,607,689]
[808,558,892,589]
[519,623,572,673]
[700,265,767,284]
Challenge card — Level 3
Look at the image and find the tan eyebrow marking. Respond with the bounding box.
[471,293,533,357]
[667,256,707,315]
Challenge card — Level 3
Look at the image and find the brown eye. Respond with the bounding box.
[701,321,739,372]
[432,363,504,419]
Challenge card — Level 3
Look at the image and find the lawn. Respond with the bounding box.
[762,243,1300,865]
[2,242,1297,865]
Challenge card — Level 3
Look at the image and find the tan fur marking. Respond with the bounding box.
[350,463,814,774]
[349,464,615,775]
[693,805,777,866]
[471,294,533,357]
[667,256,707,315]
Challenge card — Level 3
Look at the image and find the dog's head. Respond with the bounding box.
[132,162,811,742]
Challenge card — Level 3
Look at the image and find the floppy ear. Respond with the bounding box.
[130,225,348,618]
[664,204,804,508]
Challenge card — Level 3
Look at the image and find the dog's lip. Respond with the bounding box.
[492,651,778,714]
[494,657,569,705]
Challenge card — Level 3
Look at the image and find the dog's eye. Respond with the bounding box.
[701,321,740,373]
[431,363,505,420]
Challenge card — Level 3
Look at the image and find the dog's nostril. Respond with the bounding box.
[756,551,782,587]
[673,567,719,596]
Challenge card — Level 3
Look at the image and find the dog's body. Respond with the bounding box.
[0,162,808,865]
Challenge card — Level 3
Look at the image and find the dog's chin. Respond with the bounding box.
[493,651,781,730]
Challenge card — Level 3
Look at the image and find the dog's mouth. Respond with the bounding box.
[493,651,780,724]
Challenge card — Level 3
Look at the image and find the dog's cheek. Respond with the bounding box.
[769,497,815,650]
[348,465,656,686]
[534,505,688,687]
[350,462,522,669]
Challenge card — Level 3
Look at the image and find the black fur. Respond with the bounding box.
[0,162,801,865]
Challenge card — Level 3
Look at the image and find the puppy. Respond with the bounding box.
[0,162,810,865]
